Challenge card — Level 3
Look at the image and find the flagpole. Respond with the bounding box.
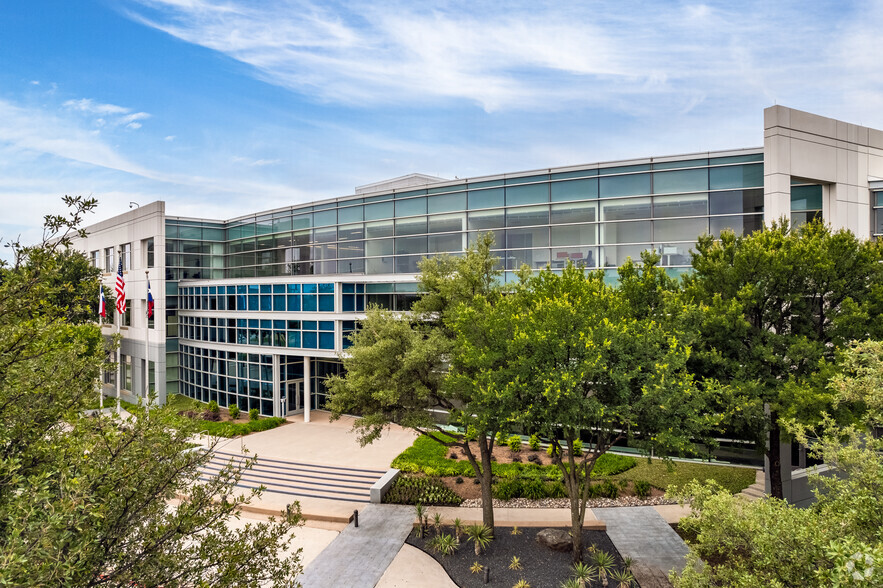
[99,285,104,410]
[116,249,122,414]
[145,270,150,418]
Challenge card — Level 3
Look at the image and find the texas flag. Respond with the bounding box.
[99,284,106,318]
[147,279,154,319]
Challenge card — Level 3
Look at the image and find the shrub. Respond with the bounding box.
[248,408,259,422]
[493,478,523,501]
[208,400,219,415]
[544,481,568,499]
[495,431,507,446]
[196,416,286,438]
[547,443,561,458]
[634,479,652,498]
[528,434,541,451]
[599,479,619,499]
[507,435,522,452]
[227,404,240,419]
[570,439,583,457]
[522,479,546,500]
[587,482,603,499]
[383,476,462,506]
[591,453,637,476]
[428,533,458,556]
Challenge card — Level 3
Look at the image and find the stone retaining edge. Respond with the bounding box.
[370,468,401,503]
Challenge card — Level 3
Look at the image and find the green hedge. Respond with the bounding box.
[384,475,463,506]
[391,434,636,480]
[195,417,287,438]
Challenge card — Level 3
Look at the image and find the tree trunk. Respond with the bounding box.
[768,413,784,499]
[478,439,495,529]
[570,490,583,563]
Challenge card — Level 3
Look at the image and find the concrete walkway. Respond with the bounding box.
[596,506,690,587]
[297,504,415,588]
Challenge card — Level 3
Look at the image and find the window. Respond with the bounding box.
[791,184,823,227]
[121,243,132,270]
[90,250,100,268]
[143,238,154,268]
[121,354,132,391]
[105,247,114,273]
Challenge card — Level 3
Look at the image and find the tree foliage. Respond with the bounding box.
[671,340,883,587]
[328,233,511,527]
[454,255,717,561]
[0,197,302,587]
[682,219,883,498]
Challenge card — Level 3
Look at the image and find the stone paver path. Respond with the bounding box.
[298,504,414,588]
[593,506,689,587]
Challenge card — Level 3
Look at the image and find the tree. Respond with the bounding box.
[0,197,302,587]
[683,219,883,498]
[458,257,715,561]
[327,233,515,528]
[670,340,883,587]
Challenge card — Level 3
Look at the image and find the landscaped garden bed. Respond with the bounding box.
[386,433,757,507]
[407,521,632,588]
[167,394,289,438]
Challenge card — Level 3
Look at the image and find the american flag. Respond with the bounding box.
[115,259,126,314]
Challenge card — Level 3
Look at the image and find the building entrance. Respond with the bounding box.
[281,379,304,416]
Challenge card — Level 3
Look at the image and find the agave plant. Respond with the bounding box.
[571,561,598,588]
[509,555,523,570]
[465,524,494,556]
[512,580,531,588]
[559,579,581,588]
[610,567,635,588]
[591,550,616,587]
[470,561,484,574]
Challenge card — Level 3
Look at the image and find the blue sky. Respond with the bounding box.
[2,0,882,248]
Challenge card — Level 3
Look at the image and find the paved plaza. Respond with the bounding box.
[197,411,694,587]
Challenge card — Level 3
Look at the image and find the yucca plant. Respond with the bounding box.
[509,555,523,570]
[571,561,597,588]
[452,517,464,544]
[465,524,493,556]
[413,503,426,538]
[428,533,458,556]
[559,579,581,588]
[511,525,521,535]
[470,561,484,574]
[592,550,616,587]
[512,580,531,588]
[432,512,443,535]
[610,567,635,588]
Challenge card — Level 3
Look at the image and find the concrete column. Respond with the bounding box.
[304,356,311,423]
[272,354,281,418]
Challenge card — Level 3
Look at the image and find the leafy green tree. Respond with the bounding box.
[460,257,715,561]
[671,340,883,587]
[0,197,302,587]
[683,219,883,498]
[327,233,515,528]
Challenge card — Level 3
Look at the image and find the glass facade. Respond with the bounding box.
[169,153,771,415]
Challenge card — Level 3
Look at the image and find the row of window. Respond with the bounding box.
[90,239,155,272]
[179,315,340,350]
[165,159,763,241]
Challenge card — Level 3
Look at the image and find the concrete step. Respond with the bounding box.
[199,449,386,503]
[632,562,673,588]
[740,485,766,500]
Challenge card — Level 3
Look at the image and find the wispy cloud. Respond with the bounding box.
[122,0,883,117]
[63,97,151,130]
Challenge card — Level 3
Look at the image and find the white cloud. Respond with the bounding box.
[164,135,176,141]
[63,97,150,130]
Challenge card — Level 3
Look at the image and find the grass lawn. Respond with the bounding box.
[609,457,757,494]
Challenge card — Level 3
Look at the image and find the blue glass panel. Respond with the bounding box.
[259,284,270,293]
[652,168,708,194]
[287,295,301,311]
[273,295,285,311]
[468,188,504,209]
[272,284,285,293]
[287,320,301,329]
[248,319,258,328]
[357,297,365,311]
[273,320,285,329]
[303,321,317,330]
[209,286,216,294]
[247,295,258,311]
[551,178,598,202]
[319,321,334,330]
[356,284,364,293]
[319,332,335,349]
[287,332,301,347]
[343,295,355,312]
[709,164,763,189]
[260,320,271,328]
[342,283,355,293]
[303,295,317,311]
[303,332,317,349]
[238,285,247,294]
[260,295,272,311]
[237,295,246,309]
[302,284,318,293]
[599,174,651,198]
[318,283,334,293]
[237,319,247,328]
[506,183,549,206]
[318,295,334,311]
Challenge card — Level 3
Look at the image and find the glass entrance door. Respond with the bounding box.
[285,380,303,415]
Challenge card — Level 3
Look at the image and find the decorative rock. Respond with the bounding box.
[535,528,572,552]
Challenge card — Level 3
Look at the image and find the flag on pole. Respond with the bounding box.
[147,279,154,319]
[115,259,126,314]
[99,284,106,318]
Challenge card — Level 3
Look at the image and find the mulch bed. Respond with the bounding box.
[407,525,629,588]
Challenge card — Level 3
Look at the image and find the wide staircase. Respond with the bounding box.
[738,469,766,500]
[199,449,386,502]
